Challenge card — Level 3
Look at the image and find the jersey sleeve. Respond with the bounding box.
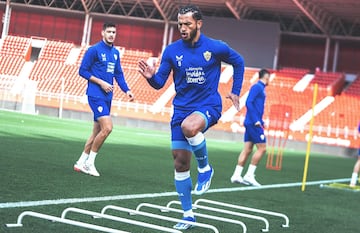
[217,41,245,96]
[246,84,261,123]
[114,53,130,93]
[147,47,172,90]
[79,47,95,80]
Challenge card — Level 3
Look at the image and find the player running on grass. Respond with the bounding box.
[231,69,270,186]
[74,22,134,177]
[138,4,244,230]
[350,122,360,187]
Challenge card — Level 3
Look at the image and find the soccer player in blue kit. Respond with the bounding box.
[74,22,134,177]
[138,5,245,230]
[231,69,270,186]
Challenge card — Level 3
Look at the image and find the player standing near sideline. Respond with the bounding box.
[74,22,134,177]
[138,5,244,230]
[230,69,270,186]
[350,122,360,187]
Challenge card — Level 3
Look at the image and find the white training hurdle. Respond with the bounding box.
[135,203,247,233]
[61,207,182,233]
[99,205,219,233]
[194,198,290,228]
[5,198,289,232]
[5,211,130,233]
[166,200,270,232]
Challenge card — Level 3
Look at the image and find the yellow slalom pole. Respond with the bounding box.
[301,83,318,192]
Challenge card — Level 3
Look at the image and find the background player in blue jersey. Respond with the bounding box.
[138,5,244,230]
[74,22,134,177]
[350,122,360,187]
[231,69,270,186]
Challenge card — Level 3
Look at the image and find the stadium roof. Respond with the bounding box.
[1,0,360,39]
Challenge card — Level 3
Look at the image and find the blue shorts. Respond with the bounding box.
[244,124,266,144]
[88,96,111,121]
[171,106,221,151]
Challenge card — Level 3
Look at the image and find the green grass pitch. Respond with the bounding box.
[0,110,358,233]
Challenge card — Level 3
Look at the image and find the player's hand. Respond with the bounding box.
[100,80,113,93]
[126,90,134,102]
[226,93,240,111]
[138,59,156,79]
[255,121,264,129]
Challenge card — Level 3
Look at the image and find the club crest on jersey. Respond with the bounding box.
[176,55,183,67]
[203,51,211,61]
[114,54,118,60]
[101,53,106,61]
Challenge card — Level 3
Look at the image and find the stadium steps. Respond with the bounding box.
[290,96,335,131]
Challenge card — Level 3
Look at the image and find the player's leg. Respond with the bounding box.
[86,115,113,161]
[172,148,196,230]
[230,140,254,183]
[74,121,101,172]
[77,96,112,176]
[181,110,217,195]
[243,125,266,186]
[171,114,196,230]
[350,153,360,187]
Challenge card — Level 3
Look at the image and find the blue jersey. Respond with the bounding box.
[79,40,130,101]
[244,81,266,126]
[147,34,244,111]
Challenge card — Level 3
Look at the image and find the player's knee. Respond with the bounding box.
[258,146,267,154]
[181,121,198,137]
[102,125,113,136]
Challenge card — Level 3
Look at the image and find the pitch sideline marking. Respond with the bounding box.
[0,178,350,209]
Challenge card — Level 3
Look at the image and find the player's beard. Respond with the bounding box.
[182,26,198,44]
[189,26,198,43]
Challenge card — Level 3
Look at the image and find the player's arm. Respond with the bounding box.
[138,49,171,90]
[79,48,113,93]
[114,55,134,101]
[246,85,262,125]
[219,42,245,110]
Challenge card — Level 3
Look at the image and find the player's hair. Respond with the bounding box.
[103,22,116,30]
[178,4,203,20]
[259,69,270,79]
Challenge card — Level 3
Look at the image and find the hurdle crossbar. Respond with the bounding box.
[194,199,289,227]
[5,211,129,233]
[167,200,269,232]
[100,204,219,233]
[136,202,246,233]
[61,207,182,233]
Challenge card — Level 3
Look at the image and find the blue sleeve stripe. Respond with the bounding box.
[171,141,192,151]
[193,111,209,129]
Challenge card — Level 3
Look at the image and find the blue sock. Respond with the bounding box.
[192,140,209,169]
[186,133,209,169]
[175,172,193,212]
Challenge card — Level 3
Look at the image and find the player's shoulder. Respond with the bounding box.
[202,34,229,53]
[203,35,227,46]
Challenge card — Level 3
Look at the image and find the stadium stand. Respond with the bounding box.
[310,71,345,96]
[39,40,74,62]
[0,35,31,57]
[344,75,360,96]
[0,55,25,76]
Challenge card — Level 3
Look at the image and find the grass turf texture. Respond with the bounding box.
[0,110,358,233]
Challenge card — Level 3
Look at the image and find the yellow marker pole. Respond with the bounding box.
[301,83,318,192]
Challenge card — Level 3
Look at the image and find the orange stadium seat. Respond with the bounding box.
[0,35,31,57]
[0,55,25,76]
